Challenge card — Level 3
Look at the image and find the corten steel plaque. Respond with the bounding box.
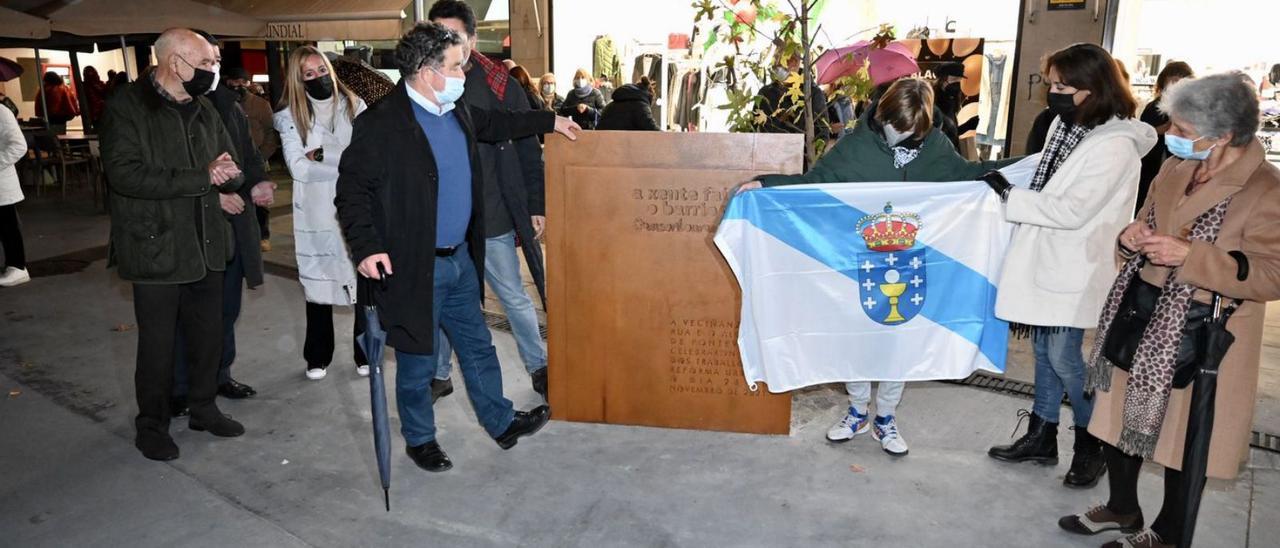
[544,132,798,435]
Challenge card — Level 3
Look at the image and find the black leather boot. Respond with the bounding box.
[988,410,1058,464]
[1064,427,1107,488]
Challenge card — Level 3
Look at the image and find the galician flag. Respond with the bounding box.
[714,173,1027,393]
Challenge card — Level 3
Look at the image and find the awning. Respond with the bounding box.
[196,1,411,41]
[43,0,266,38]
[0,6,51,39]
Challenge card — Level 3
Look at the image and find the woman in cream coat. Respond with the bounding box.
[0,106,29,287]
[275,46,368,380]
[982,44,1156,489]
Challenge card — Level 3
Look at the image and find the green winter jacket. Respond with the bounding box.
[101,76,243,284]
[759,113,1020,186]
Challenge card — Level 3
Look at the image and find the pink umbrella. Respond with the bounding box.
[816,40,919,87]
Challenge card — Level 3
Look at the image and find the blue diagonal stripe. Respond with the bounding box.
[723,187,1007,369]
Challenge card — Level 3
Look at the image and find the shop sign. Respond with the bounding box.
[266,22,308,40]
[1047,0,1087,10]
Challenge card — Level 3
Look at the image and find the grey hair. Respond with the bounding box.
[1159,72,1260,146]
[393,22,463,79]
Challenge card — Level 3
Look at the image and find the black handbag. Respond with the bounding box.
[1101,278,1215,389]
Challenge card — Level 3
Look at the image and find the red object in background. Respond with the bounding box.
[239,50,268,77]
[668,33,689,50]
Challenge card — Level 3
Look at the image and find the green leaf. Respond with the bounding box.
[703,31,719,52]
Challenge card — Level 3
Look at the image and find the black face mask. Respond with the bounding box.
[1046,91,1078,120]
[230,85,248,100]
[305,74,334,100]
[179,58,216,97]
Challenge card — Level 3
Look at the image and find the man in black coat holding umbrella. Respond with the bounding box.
[335,22,579,473]
[428,1,551,402]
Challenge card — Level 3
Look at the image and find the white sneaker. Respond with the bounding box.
[826,406,871,442]
[356,365,370,377]
[305,367,327,380]
[0,267,30,287]
[873,415,909,456]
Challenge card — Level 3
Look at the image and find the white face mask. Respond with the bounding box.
[882,123,912,147]
[207,64,221,94]
[574,78,588,89]
[431,68,466,105]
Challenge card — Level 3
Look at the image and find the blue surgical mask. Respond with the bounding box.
[1166,134,1216,161]
[431,69,466,105]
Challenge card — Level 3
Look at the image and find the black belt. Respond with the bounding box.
[435,246,459,257]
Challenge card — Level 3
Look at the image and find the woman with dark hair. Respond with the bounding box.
[33,71,79,131]
[508,64,544,111]
[1058,72,1280,548]
[1137,62,1195,215]
[597,76,660,131]
[983,43,1156,489]
[81,66,108,127]
[740,78,1020,456]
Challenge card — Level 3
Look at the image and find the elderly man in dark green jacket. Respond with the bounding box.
[101,28,247,461]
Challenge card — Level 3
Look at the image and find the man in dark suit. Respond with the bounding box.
[429,0,551,402]
[334,22,578,473]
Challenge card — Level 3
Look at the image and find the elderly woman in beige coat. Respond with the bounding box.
[1058,73,1280,548]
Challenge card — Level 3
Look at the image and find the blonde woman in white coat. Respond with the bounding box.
[981,44,1156,489]
[275,46,369,380]
[0,106,29,287]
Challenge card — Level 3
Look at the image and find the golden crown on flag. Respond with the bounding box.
[857,202,921,252]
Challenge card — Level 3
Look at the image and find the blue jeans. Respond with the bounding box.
[1031,327,1093,427]
[174,250,244,394]
[436,230,546,380]
[396,245,515,446]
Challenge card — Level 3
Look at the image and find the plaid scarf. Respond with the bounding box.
[1029,117,1090,192]
[1085,199,1232,458]
[471,52,509,102]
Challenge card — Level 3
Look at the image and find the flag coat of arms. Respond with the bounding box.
[714,181,1014,392]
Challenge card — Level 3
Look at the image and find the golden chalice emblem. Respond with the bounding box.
[879,269,907,324]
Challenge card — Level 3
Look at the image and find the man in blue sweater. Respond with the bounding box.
[334,23,579,473]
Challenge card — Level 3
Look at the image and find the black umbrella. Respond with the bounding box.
[356,265,393,512]
[1178,294,1239,546]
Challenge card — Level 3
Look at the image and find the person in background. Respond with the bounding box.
[274,45,370,381]
[509,65,544,111]
[982,43,1154,490]
[598,76,660,131]
[100,28,247,461]
[168,31,274,413]
[932,61,967,149]
[501,59,517,71]
[559,68,605,130]
[81,66,108,129]
[739,78,1021,456]
[1136,62,1195,216]
[334,22,578,473]
[1260,63,1279,99]
[538,72,563,113]
[758,54,830,143]
[105,72,130,99]
[1059,73,1279,548]
[33,71,79,131]
[0,105,29,287]
[0,87,18,118]
[429,0,551,401]
[223,67,279,253]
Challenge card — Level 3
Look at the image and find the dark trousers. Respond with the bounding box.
[304,301,368,369]
[256,204,270,239]
[1105,443,1186,545]
[0,204,25,269]
[133,272,223,434]
[173,252,245,395]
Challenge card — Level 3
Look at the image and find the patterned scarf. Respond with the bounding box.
[1030,117,1090,192]
[1085,199,1232,457]
[470,51,509,102]
[891,145,922,169]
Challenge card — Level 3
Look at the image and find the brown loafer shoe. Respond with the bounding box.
[1058,504,1143,536]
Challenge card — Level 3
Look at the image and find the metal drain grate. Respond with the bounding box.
[951,371,1280,454]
